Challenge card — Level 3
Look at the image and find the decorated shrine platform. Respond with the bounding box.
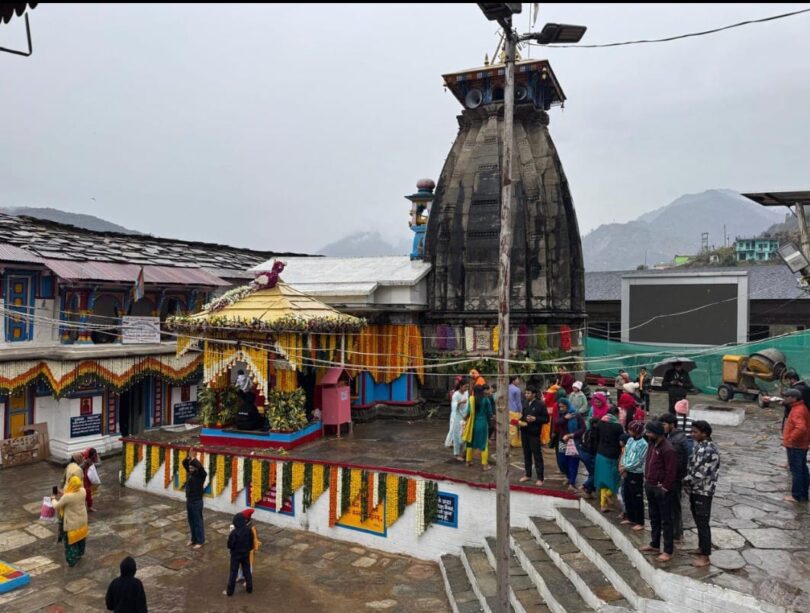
[199,421,323,450]
[122,419,577,498]
[0,560,30,594]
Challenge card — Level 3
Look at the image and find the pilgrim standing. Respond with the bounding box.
[641,421,677,562]
[558,400,586,492]
[661,413,689,543]
[593,407,624,512]
[683,420,720,568]
[52,475,89,567]
[462,385,493,471]
[518,387,549,486]
[781,388,810,503]
[224,513,254,597]
[620,421,648,531]
[182,449,207,549]
[662,361,693,415]
[445,379,469,462]
[105,556,148,612]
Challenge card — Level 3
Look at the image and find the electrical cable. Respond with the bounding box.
[527,7,810,49]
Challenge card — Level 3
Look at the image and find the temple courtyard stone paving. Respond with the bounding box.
[0,461,450,612]
[1,391,809,611]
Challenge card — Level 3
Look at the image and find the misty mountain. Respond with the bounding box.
[0,207,141,234]
[318,231,412,257]
[583,189,784,271]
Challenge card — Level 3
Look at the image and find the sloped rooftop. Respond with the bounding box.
[253,256,431,287]
[0,212,309,273]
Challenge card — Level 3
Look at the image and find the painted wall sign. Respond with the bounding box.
[254,485,294,516]
[80,397,93,416]
[172,401,198,425]
[337,496,386,536]
[121,316,161,344]
[181,385,191,402]
[70,414,102,438]
[436,491,458,528]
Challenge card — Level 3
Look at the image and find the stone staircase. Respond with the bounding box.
[439,502,667,613]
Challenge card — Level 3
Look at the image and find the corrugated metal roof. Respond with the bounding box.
[585,265,810,302]
[286,282,378,297]
[253,256,431,287]
[0,243,44,264]
[42,259,229,286]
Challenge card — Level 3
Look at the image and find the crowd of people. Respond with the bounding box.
[445,365,721,567]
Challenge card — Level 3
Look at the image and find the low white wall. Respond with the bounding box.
[125,457,576,561]
[35,394,121,459]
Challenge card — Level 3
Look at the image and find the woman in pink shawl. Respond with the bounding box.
[591,392,609,422]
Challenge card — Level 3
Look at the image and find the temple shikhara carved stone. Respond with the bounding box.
[423,58,586,337]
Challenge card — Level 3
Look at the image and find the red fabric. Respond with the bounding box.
[618,392,637,412]
[83,471,93,509]
[241,509,255,519]
[560,325,572,352]
[559,373,575,394]
[784,402,810,449]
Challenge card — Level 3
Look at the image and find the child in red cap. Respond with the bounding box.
[236,509,261,585]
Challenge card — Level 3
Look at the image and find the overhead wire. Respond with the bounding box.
[526,7,810,49]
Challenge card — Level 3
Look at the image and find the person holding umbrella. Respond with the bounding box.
[661,360,694,416]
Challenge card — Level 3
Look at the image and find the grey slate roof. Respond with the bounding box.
[0,212,309,273]
[585,265,809,302]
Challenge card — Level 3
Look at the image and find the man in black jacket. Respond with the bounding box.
[661,413,689,543]
[224,512,255,597]
[105,556,147,613]
[662,361,693,415]
[182,449,207,549]
[518,387,549,487]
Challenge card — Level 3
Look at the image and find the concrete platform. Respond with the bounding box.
[690,403,746,426]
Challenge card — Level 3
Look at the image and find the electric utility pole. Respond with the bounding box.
[476,4,586,611]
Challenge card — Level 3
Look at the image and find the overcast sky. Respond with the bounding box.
[2,3,809,253]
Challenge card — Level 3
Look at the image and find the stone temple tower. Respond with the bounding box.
[423,58,586,351]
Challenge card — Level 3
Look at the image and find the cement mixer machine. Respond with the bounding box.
[717,349,788,407]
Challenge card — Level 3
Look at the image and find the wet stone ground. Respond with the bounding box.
[0,461,450,613]
[587,393,810,611]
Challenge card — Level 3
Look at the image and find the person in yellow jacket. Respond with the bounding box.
[52,476,88,567]
[236,508,261,584]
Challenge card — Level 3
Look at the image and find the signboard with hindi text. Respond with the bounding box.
[436,492,458,528]
[121,316,161,344]
[254,485,294,516]
[172,401,198,425]
[336,496,386,536]
[70,414,102,438]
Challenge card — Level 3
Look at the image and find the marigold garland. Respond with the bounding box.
[136,443,144,464]
[230,456,240,503]
[291,462,305,493]
[398,476,409,517]
[123,442,136,483]
[349,468,362,504]
[164,449,172,489]
[144,444,152,485]
[177,450,188,489]
[214,454,226,497]
[340,468,351,520]
[281,462,294,506]
[385,473,400,528]
[360,471,370,523]
[251,460,262,507]
[406,478,417,505]
[328,466,339,527]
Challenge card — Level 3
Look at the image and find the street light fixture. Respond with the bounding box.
[475,5,585,613]
[477,3,522,22]
[778,242,810,274]
[534,22,588,44]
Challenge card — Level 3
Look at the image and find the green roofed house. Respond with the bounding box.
[735,237,780,262]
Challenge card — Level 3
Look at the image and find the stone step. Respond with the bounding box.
[482,537,551,613]
[460,546,515,613]
[529,517,633,610]
[555,507,659,608]
[439,553,484,613]
[510,528,594,613]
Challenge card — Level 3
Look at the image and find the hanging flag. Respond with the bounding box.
[132,266,145,302]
